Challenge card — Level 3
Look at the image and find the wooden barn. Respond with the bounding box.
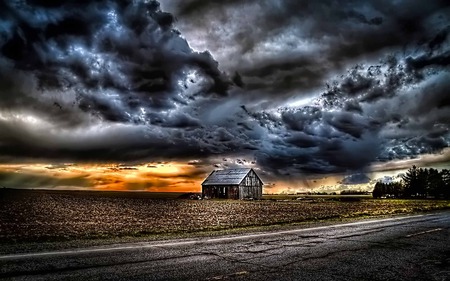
[201,168,263,199]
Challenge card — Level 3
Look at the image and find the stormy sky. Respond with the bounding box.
[0,0,449,191]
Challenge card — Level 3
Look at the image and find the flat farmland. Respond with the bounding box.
[1,189,449,243]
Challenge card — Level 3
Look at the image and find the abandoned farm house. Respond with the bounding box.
[201,168,263,199]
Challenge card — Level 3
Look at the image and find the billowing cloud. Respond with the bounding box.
[340,173,371,185]
[162,0,450,101]
[0,0,449,190]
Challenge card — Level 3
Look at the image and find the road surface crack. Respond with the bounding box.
[0,253,206,278]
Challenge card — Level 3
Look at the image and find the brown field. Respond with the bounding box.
[1,189,450,243]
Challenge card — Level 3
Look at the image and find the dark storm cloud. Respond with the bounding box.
[0,0,231,121]
[340,173,371,185]
[163,0,450,100]
[0,0,449,178]
[252,43,450,175]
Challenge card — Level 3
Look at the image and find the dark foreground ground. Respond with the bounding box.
[1,189,449,245]
[1,211,449,280]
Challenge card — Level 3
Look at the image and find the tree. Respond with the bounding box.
[441,169,450,199]
[390,182,404,198]
[428,168,443,198]
[372,182,383,198]
[403,165,420,197]
[416,168,428,197]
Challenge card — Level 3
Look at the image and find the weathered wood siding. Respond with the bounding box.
[227,186,239,199]
[239,170,263,199]
[202,185,239,199]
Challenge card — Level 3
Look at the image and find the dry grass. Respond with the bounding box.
[1,189,449,243]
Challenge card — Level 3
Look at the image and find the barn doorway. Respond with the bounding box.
[218,186,227,198]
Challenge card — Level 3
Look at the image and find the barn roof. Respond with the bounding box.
[202,168,252,186]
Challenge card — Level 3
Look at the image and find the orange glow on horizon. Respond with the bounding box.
[1,152,448,193]
[0,162,206,192]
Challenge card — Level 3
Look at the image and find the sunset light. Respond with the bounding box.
[0,1,449,280]
[0,162,205,192]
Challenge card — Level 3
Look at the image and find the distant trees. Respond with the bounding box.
[402,166,450,198]
[442,169,450,198]
[373,166,450,199]
[340,190,371,195]
[372,182,403,198]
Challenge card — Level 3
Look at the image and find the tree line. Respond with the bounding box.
[373,166,450,199]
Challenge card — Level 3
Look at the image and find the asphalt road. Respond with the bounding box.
[1,211,450,281]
